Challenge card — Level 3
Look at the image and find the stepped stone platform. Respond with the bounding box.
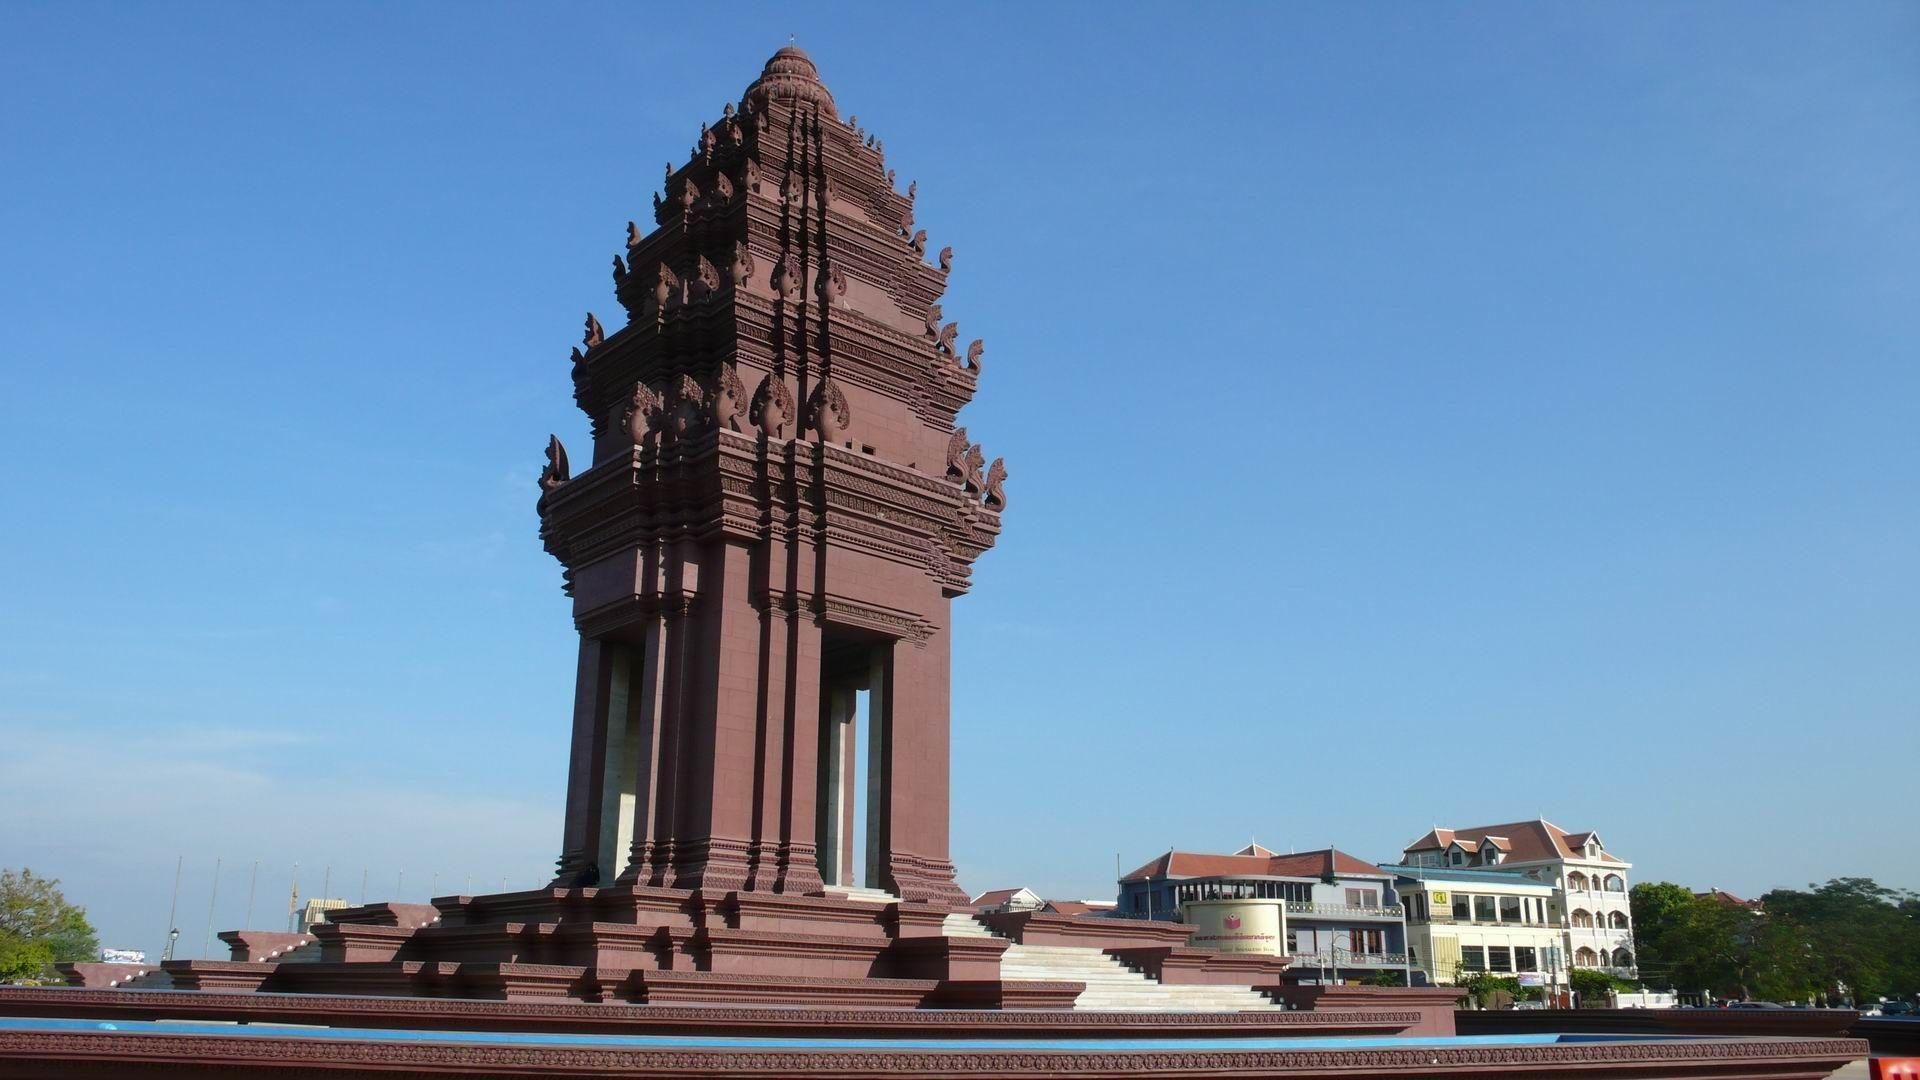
[110,889,1305,1014]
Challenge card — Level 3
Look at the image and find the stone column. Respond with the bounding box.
[662,540,755,894]
[816,686,853,888]
[875,610,966,904]
[552,638,615,886]
[616,610,667,883]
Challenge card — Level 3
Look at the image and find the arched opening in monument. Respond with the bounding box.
[817,628,894,892]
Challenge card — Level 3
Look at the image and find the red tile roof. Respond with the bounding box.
[1402,820,1624,865]
[970,887,1030,907]
[1694,888,1762,909]
[1120,847,1387,883]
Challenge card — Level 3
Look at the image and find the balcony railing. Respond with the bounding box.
[1289,951,1408,968]
[1284,901,1405,920]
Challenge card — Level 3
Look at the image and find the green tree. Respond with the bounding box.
[0,869,99,984]
[1630,881,1756,998]
[1761,878,1918,1002]
[1569,966,1633,1006]
[1456,970,1522,1008]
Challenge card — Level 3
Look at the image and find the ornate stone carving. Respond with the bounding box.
[540,435,570,492]
[713,363,747,433]
[938,245,953,271]
[935,321,958,356]
[907,179,917,199]
[729,242,757,289]
[944,428,970,482]
[668,373,707,440]
[711,170,734,201]
[750,373,795,439]
[626,221,643,250]
[983,458,1007,511]
[964,339,984,374]
[583,312,604,350]
[678,176,699,209]
[961,443,985,495]
[652,263,680,312]
[817,260,848,304]
[742,158,761,193]
[806,377,851,444]
[906,228,926,254]
[923,303,942,338]
[771,253,801,301]
[623,383,662,446]
[780,173,800,206]
[611,255,627,284]
[692,254,722,300]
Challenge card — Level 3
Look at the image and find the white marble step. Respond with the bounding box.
[821,885,902,905]
[940,911,1276,1010]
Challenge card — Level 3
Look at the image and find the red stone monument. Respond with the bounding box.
[539,44,1000,907]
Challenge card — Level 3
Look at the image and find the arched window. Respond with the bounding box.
[1575,947,1598,966]
[1612,948,1633,967]
[1603,874,1625,892]
[1571,909,1594,928]
[1567,872,1589,891]
[1609,911,1629,929]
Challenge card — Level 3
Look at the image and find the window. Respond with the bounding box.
[1567,872,1589,891]
[1575,947,1598,966]
[1499,896,1523,923]
[1354,928,1385,954]
[1572,909,1594,928]
[1613,948,1633,968]
[1609,911,1629,929]
[1345,887,1379,908]
[1515,946,1538,971]
[1285,930,1298,952]
[1603,875,1625,892]
[1473,895,1496,922]
[1459,946,1486,971]
[1488,946,1512,972]
[1453,894,1471,921]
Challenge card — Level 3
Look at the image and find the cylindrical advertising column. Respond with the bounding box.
[1181,898,1288,956]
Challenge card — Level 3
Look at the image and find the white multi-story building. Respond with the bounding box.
[1400,819,1636,978]
[1387,865,1563,988]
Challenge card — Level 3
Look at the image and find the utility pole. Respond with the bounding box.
[160,855,183,961]
[201,857,222,959]
[286,863,300,932]
[244,860,259,929]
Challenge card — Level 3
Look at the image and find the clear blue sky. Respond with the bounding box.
[2,3,1915,959]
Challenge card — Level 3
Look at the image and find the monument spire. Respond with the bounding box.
[540,46,1003,904]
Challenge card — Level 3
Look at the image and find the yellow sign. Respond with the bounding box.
[1180,899,1286,956]
[1432,891,1449,904]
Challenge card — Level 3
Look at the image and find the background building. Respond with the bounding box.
[1400,819,1636,977]
[1386,864,1562,988]
[1119,844,1408,981]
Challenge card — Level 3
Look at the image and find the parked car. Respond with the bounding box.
[1881,1000,1917,1017]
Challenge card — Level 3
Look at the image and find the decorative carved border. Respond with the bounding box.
[0,1030,1870,1076]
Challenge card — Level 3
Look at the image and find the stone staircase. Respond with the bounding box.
[941,913,1279,1011]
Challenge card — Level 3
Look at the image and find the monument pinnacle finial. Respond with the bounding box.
[742,41,836,116]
